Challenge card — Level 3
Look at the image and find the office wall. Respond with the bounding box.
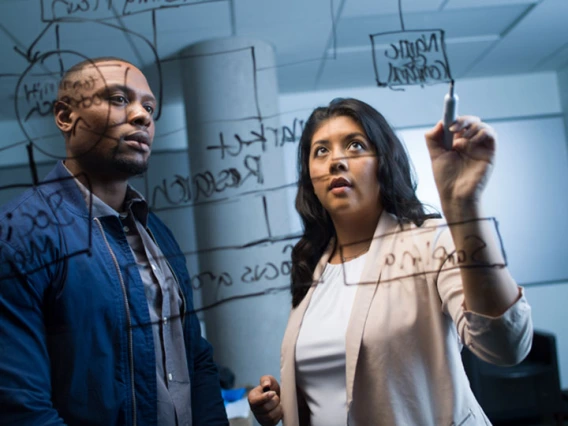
[1,70,567,389]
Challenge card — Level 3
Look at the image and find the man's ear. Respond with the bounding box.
[54,100,75,133]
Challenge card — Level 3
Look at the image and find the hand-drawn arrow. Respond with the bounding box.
[13,22,54,63]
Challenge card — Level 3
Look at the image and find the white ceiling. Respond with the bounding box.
[0,0,566,122]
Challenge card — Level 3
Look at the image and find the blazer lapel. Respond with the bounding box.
[345,212,400,406]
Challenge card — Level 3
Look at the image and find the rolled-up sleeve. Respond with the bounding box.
[432,220,533,366]
[463,288,533,365]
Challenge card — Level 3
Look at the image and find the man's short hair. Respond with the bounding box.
[57,56,138,100]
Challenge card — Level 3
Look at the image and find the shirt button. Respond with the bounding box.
[163,317,168,324]
[168,373,173,381]
[123,226,129,233]
[151,264,157,271]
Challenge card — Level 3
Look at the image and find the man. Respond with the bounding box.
[0,57,229,425]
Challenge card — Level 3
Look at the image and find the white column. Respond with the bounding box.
[180,37,294,388]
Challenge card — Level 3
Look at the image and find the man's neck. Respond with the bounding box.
[65,160,128,212]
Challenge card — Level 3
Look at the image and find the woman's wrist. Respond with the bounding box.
[441,198,482,223]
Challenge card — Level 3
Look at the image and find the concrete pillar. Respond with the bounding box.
[180,37,294,390]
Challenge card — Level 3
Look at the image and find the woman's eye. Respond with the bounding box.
[314,146,327,156]
[349,141,363,150]
[349,140,366,151]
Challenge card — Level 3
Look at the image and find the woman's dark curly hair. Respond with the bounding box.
[291,98,440,307]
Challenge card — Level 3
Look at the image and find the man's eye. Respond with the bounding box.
[144,105,155,114]
[111,95,128,104]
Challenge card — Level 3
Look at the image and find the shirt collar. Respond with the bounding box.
[63,162,149,226]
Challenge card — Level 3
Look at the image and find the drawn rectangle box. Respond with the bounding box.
[122,0,218,16]
[187,238,293,298]
[41,0,116,21]
[370,29,451,89]
[141,149,300,253]
[337,219,507,288]
[40,0,218,21]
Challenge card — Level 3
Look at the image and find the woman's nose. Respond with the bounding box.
[329,151,348,173]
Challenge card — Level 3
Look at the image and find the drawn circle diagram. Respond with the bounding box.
[14,21,162,158]
[15,50,109,159]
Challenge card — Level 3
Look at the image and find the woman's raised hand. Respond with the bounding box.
[425,116,496,219]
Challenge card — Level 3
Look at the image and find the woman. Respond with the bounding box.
[248,98,532,425]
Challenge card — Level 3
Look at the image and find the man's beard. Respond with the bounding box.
[107,141,149,176]
[79,151,149,178]
[70,133,150,178]
[113,156,148,176]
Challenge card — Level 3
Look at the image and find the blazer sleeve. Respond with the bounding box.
[431,221,533,366]
[0,243,67,425]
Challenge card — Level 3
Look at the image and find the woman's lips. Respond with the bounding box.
[329,177,352,194]
[330,186,351,195]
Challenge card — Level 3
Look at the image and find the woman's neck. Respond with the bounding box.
[329,208,382,264]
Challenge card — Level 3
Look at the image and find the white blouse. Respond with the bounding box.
[295,254,368,426]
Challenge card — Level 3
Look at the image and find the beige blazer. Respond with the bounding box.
[280,212,533,426]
